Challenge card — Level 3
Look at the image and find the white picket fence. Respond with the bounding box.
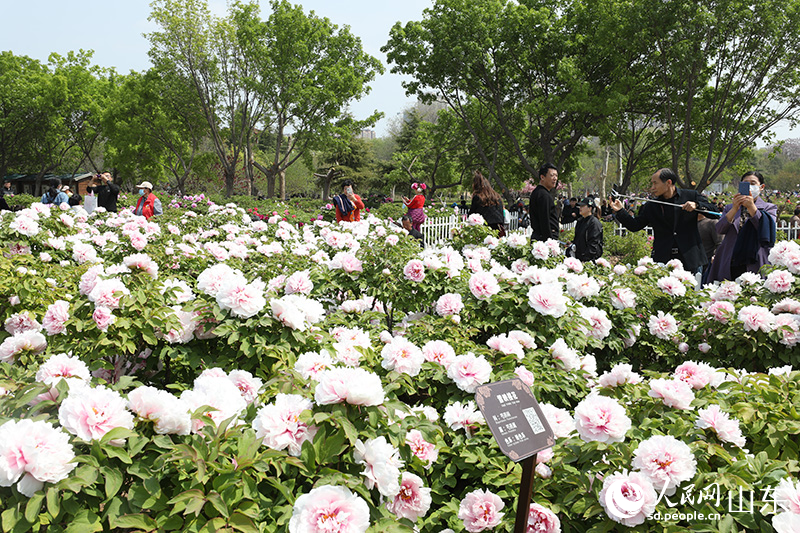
[421,213,800,247]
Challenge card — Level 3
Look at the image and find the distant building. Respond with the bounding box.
[356,129,376,140]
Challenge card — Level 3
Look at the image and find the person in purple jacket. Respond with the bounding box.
[706,171,777,283]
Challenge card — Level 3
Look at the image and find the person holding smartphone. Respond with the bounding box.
[706,171,777,283]
[610,168,719,273]
[333,179,365,223]
[87,171,120,212]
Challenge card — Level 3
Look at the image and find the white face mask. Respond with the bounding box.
[750,184,761,199]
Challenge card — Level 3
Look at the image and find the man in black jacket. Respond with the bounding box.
[529,163,560,242]
[610,168,719,272]
[574,198,603,261]
[87,172,120,212]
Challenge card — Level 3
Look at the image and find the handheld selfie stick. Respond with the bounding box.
[610,190,721,217]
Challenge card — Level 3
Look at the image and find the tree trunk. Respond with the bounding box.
[278,169,286,200]
[601,146,609,199]
[225,167,235,197]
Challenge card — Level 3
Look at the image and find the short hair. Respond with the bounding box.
[400,215,412,223]
[794,207,800,216]
[539,163,557,178]
[741,170,765,186]
[48,178,61,189]
[342,179,354,187]
[569,197,577,202]
[655,168,679,184]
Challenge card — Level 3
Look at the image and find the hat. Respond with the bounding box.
[136,181,153,190]
[577,197,592,207]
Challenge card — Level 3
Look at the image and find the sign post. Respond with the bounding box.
[475,378,555,533]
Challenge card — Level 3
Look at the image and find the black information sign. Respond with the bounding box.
[474,378,555,462]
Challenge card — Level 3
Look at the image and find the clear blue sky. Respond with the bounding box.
[1,0,432,137]
[2,1,796,143]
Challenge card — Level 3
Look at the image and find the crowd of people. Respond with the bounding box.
[0,173,162,220]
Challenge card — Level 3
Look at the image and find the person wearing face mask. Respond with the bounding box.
[132,181,163,220]
[706,171,777,283]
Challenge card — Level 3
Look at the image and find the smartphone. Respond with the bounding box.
[738,182,751,195]
[345,186,353,195]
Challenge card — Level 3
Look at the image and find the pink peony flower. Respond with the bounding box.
[58,385,135,442]
[540,403,575,438]
[565,274,600,299]
[253,394,317,457]
[127,386,191,435]
[673,361,716,389]
[354,436,403,497]
[284,270,314,295]
[294,351,334,380]
[330,252,363,273]
[574,394,631,444]
[711,281,742,301]
[563,257,583,273]
[444,400,485,436]
[486,334,524,359]
[527,283,568,318]
[92,307,116,332]
[610,287,637,309]
[648,378,695,410]
[695,404,746,447]
[469,271,501,301]
[526,503,561,533]
[42,300,70,335]
[35,352,90,390]
[738,305,775,333]
[772,298,800,314]
[599,470,657,526]
[0,330,47,363]
[764,270,795,293]
[197,264,243,298]
[706,300,735,323]
[508,330,536,349]
[775,314,800,347]
[632,435,697,495]
[515,366,535,386]
[88,278,129,310]
[381,337,425,376]
[228,369,263,403]
[314,367,384,406]
[386,472,432,521]
[123,253,159,278]
[0,419,76,496]
[773,512,800,533]
[403,259,426,282]
[406,429,438,465]
[447,352,492,393]
[647,311,678,340]
[181,375,248,433]
[774,477,800,514]
[458,489,505,533]
[4,312,41,336]
[657,276,687,297]
[289,484,370,533]
[578,306,612,339]
[421,340,456,367]
[598,363,642,387]
[217,278,266,319]
[548,338,581,371]
[436,293,464,316]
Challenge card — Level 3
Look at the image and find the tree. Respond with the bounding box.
[232,0,383,199]
[103,67,210,194]
[314,136,375,199]
[0,52,50,178]
[634,0,800,190]
[383,0,635,191]
[148,0,265,197]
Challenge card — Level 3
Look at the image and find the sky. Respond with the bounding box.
[2,1,798,144]
[1,0,433,137]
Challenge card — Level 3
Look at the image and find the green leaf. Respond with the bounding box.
[24,492,44,523]
[65,509,103,533]
[2,508,21,532]
[229,512,258,533]
[113,514,158,531]
[102,467,123,500]
[46,487,60,518]
[205,491,229,518]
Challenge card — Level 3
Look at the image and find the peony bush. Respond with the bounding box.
[0,200,799,532]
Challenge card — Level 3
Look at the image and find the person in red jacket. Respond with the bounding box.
[333,179,365,223]
[133,181,163,220]
[402,182,427,231]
